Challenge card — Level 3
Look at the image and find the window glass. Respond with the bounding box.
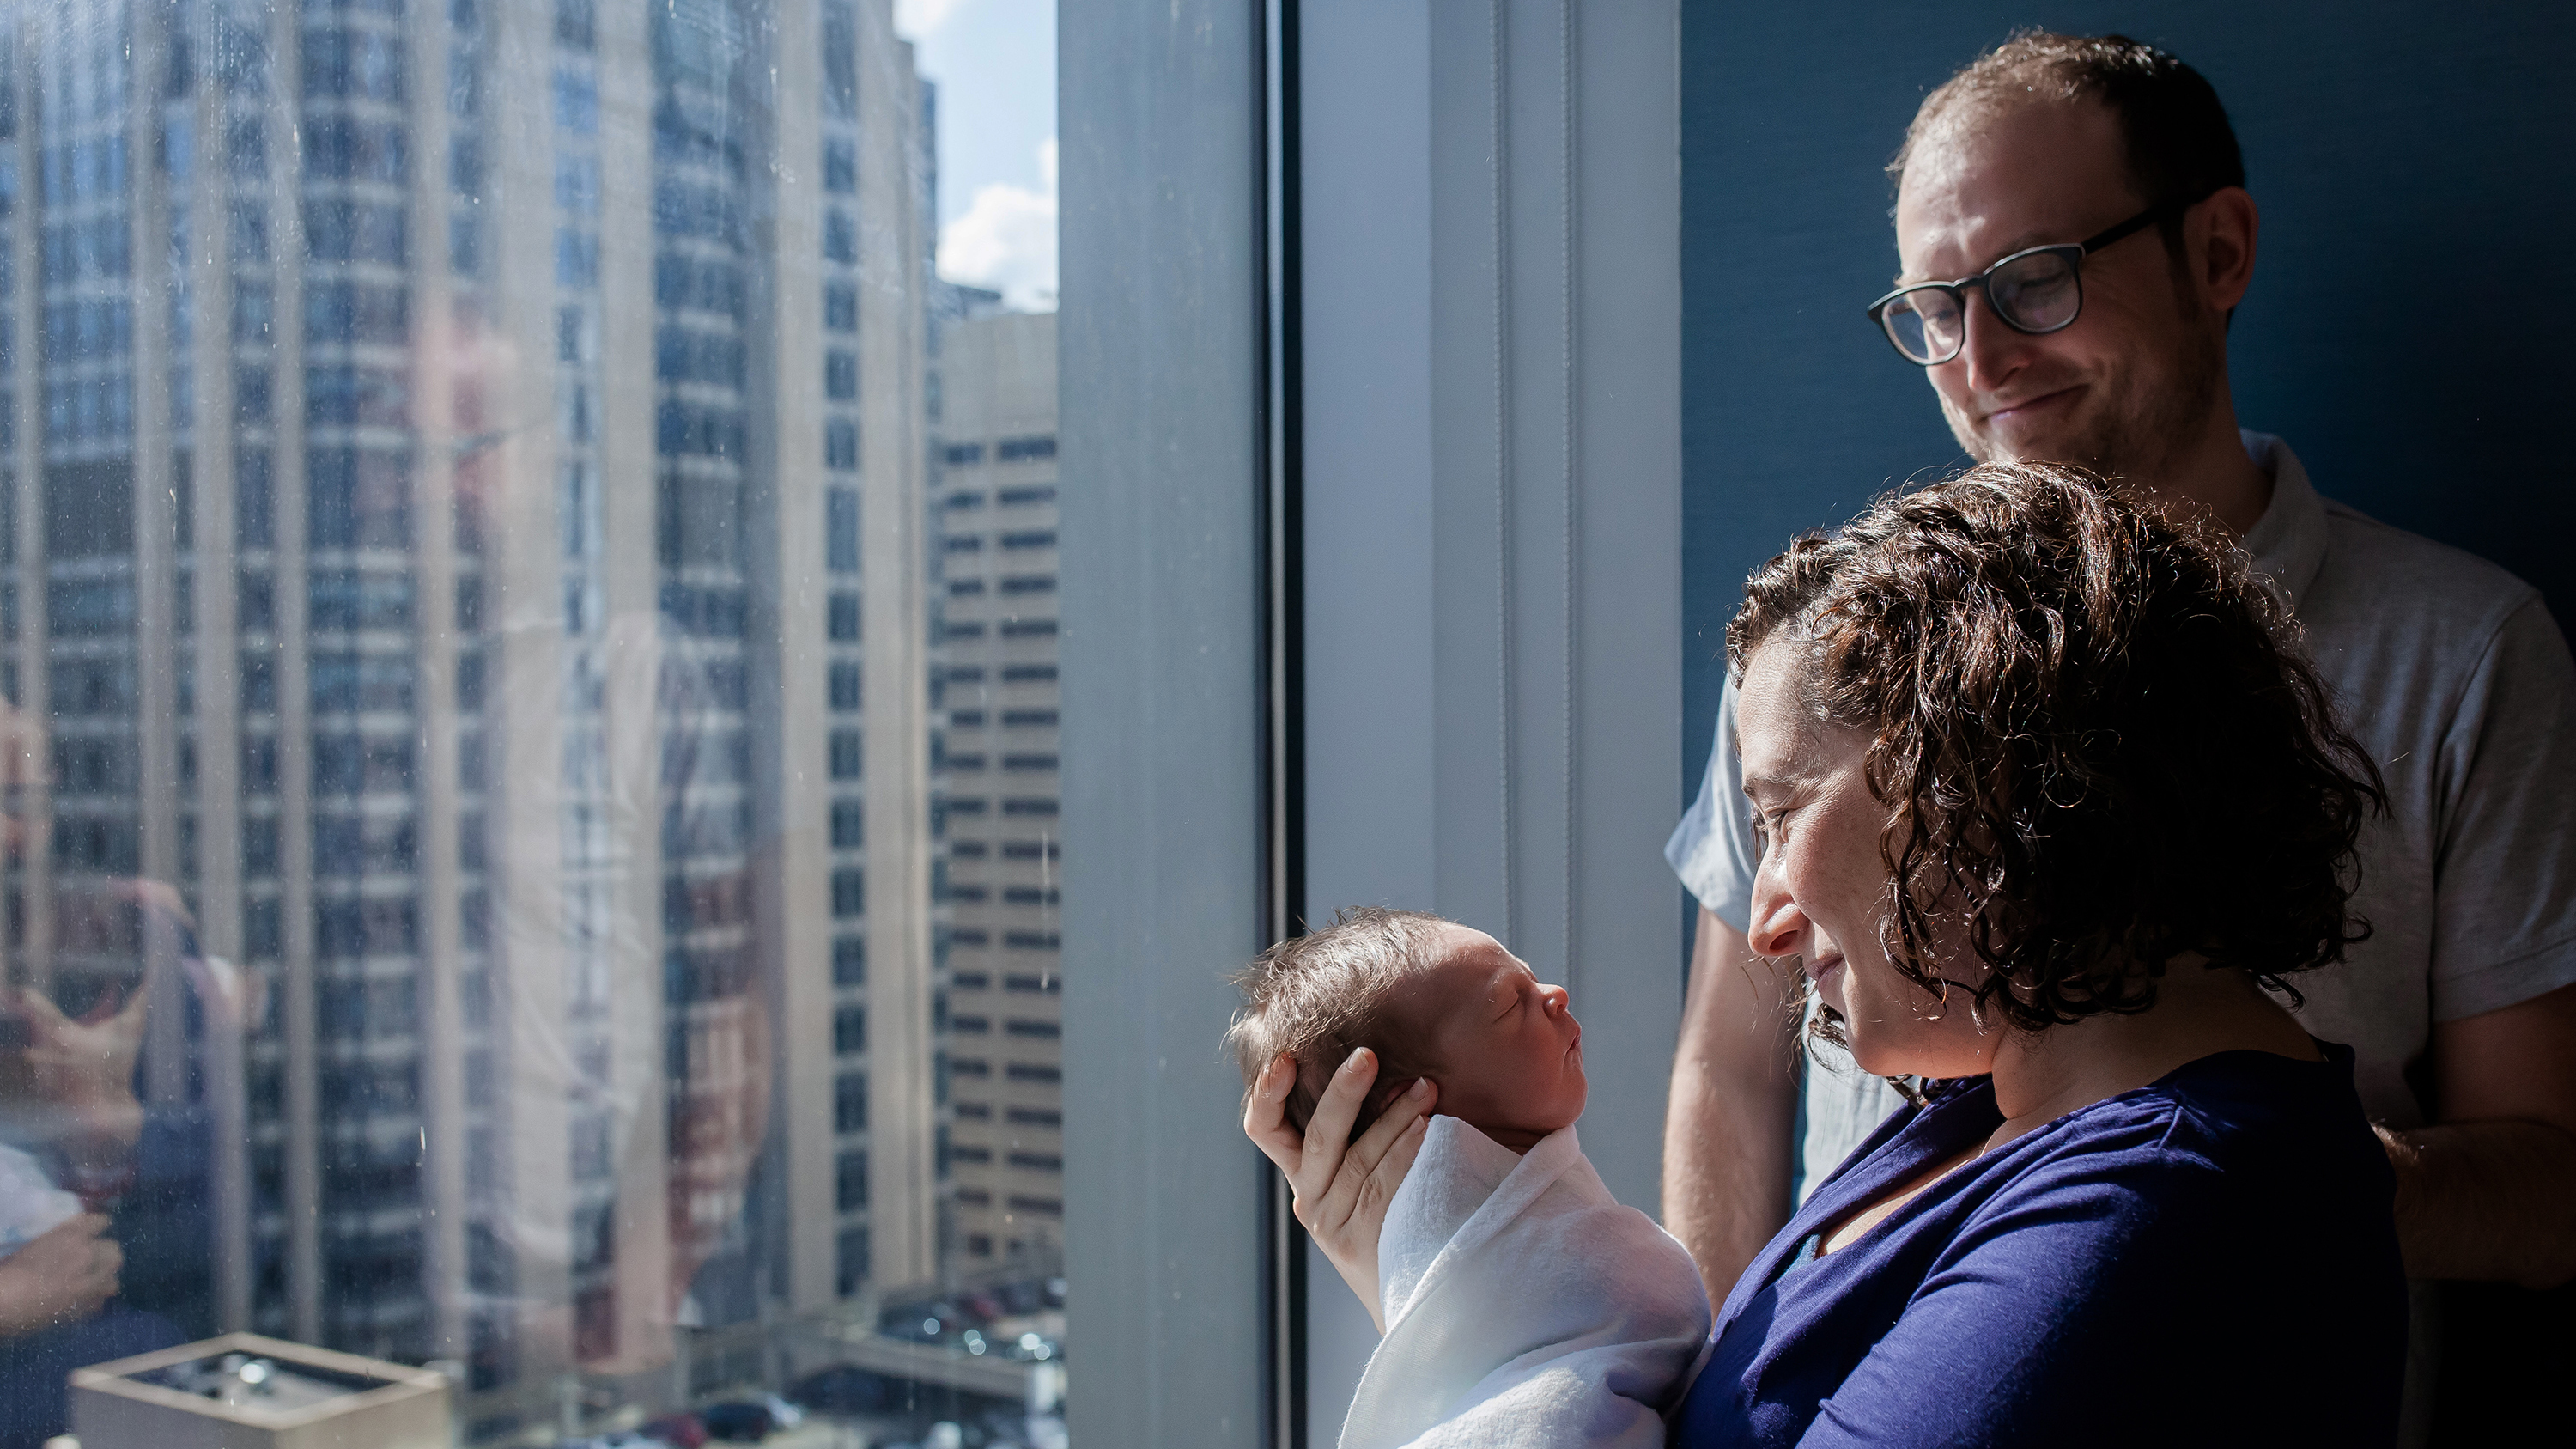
[0,1,1066,1444]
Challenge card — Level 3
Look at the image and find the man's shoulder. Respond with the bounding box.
[2314,496,2540,618]
[2307,496,2545,652]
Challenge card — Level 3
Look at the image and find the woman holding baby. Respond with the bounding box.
[1245,463,2407,1445]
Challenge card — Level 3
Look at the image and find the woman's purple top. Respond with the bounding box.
[1672,1042,2406,1446]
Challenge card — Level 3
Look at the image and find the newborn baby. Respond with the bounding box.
[1228,908,1710,1449]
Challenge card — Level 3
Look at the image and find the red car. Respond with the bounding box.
[640,1414,708,1449]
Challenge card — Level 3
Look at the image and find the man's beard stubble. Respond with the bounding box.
[1945,302,2229,487]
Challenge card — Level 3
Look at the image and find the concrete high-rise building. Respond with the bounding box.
[0,0,945,1437]
[927,308,1061,1274]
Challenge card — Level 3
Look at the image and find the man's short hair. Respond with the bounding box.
[1224,906,1446,1140]
[1727,462,2385,1036]
[1894,31,2245,245]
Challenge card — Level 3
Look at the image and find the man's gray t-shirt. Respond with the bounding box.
[1668,433,2576,1202]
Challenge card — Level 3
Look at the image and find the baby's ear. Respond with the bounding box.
[1356,1072,1421,1132]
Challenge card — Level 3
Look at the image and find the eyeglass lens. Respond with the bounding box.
[1880,249,2084,362]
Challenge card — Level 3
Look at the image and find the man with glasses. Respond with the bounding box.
[1662,31,2576,1437]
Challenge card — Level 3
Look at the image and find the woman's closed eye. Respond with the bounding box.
[1753,805,1795,844]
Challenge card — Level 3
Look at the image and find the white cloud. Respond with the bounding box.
[893,0,969,41]
[937,137,1057,313]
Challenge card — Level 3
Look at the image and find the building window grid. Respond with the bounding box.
[220,16,292,1322]
[309,5,429,1347]
[0,0,1082,1412]
[930,351,1062,1264]
[823,98,871,1129]
[546,28,629,1330]
[644,12,780,1342]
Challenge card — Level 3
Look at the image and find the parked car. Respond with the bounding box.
[999,1330,1060,1362]
[879,1299,977,1343]
[787,1363,900,1415]
[697,1400,773,1442]
[641,1413,709,1449]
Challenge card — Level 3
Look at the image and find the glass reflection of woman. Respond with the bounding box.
[0,977,141,1340]
[0,701,214,1448]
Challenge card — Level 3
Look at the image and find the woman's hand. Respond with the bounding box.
[1242,1048,1437,1334]
[9,984,148,1151]
[0,1214,123,1339]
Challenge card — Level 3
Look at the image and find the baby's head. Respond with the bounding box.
[1225,907,1586,1151]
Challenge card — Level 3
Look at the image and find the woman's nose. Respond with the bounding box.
[1745,868,1809,961]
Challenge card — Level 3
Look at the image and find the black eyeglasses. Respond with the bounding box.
[1865,200,2184,366]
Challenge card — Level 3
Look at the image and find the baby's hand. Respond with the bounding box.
[1243,1049,1437,1334]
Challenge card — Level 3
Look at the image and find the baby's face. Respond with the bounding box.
[1387,923,1586,1148]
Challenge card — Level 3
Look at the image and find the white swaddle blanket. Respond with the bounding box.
[1340,1117,1713,1449]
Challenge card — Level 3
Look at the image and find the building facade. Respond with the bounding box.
[0,0,948,1437]
[928,307,1062,1274]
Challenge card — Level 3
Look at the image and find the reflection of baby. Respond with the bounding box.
[0,1143,79,1257]
[1228,909,1710,1449]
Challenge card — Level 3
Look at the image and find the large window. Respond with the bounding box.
[0,2,1072,1444]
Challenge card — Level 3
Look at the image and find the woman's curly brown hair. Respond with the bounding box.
[1727,462,2384,1033]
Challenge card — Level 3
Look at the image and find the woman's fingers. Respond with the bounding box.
[108,979,150,1034]
[1243,1054,1306,1178]
[8,986,71,1034]
[1247,1048,1437,1250]
[1312,1075,1434,1242]
[1366,1111,1432,1211]
[1297,1048,1379,1183]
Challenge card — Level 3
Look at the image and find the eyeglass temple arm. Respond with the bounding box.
[2081,198,2190,254]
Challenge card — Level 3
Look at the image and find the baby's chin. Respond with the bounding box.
[1468,1093,1586,1143]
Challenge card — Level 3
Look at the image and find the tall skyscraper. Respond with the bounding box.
[927,307,1062,1275]
[0,0,954,1437]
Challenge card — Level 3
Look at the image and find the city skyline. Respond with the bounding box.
[0,1,1059,1441]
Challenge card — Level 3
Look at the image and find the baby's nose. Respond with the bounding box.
[1540,983,1571,1014]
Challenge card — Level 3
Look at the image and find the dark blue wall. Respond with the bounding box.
[1680,3,2576,796]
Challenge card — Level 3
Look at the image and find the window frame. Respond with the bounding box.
[1060,0,1286,1442]
[1066,3,1680,1444]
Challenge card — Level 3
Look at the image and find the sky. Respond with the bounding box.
[897,0,1058,312]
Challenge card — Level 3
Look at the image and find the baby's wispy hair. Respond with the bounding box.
[1224,906,1449,1140]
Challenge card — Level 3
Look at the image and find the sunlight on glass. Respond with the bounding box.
[0,1,1064,1445]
